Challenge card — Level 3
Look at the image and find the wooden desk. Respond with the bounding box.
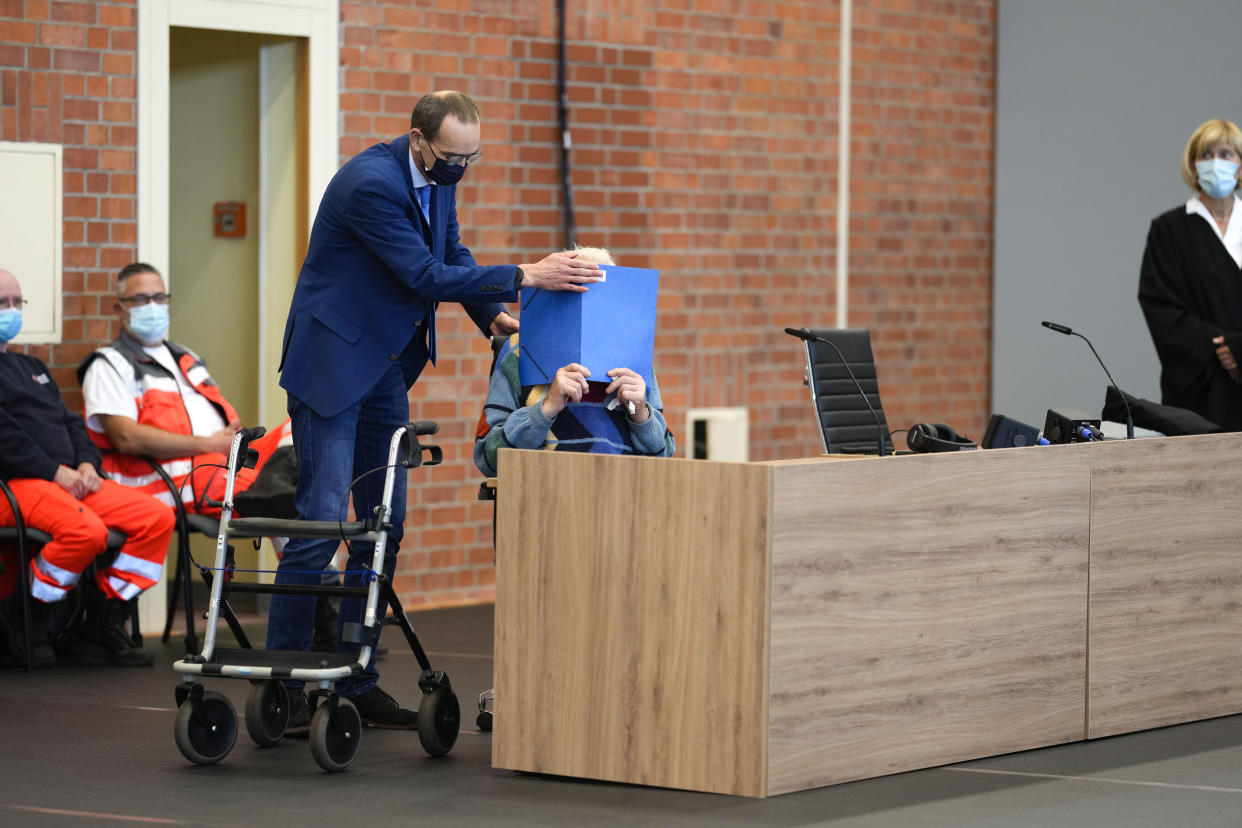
[492,445,1092,796]
[492,434,1242,795]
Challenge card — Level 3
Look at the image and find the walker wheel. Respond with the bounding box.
[476,710,493,732]
[174,690,237,765]
[309,698,362,773]
[244,680,290,747]
[418,687,460,757]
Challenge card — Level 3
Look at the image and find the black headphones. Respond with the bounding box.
[906,422,978,453]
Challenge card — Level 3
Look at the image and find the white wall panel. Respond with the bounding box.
[0,141,62,344]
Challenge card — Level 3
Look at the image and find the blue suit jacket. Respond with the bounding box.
[279,135,517,418]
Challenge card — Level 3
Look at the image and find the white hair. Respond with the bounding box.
[566,245,615,266]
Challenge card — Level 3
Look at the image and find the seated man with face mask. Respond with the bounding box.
[76,264,347,653]
[474,247,676,477]
[77,262,292,517]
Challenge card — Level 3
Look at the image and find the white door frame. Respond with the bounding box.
[135,0,337,632]
[137,0,338,277]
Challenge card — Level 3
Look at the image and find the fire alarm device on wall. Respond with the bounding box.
[213,202,246,238]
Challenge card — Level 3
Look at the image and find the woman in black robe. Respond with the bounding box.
[1139,118,1242,430]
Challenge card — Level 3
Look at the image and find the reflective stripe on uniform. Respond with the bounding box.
[184,365,211,386]
[149,489,177,508]
[29,577,67,602]
[34,554,81,587]
[103,469,164,489]
[105,457,193,488]
[110,551,164,582]
[108,575,143,601]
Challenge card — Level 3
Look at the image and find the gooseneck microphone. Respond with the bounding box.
[785,327,887,456]
[1040,321,1134,439]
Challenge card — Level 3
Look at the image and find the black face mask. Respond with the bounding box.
[416,136,469,186]
[424,157,466,186]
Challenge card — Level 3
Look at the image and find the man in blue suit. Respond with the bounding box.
[271,91,600,729]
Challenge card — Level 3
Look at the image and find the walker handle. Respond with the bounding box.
[235,426,267,471]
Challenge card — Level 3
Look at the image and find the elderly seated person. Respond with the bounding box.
[474,247,675,476]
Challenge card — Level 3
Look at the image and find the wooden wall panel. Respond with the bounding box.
[492,450,772,797]
[1088,434,1242,738]
[767,448,1090,793]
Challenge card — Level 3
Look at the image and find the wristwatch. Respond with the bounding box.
[514,266,524,291]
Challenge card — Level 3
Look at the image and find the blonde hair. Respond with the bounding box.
[1181,119,1242,190]
[565,245,615,265]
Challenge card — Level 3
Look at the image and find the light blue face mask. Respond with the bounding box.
[1196,158,1239,199]
[127,302,170,345]
[0,309,22,342]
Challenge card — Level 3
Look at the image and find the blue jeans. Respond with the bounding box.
[265,362,408,698]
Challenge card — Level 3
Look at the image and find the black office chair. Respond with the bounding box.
[0,478,133,670]
[800,327,891,454]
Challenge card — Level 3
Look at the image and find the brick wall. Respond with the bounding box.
[3,0,995,610]
[848,0,994,435]
[1,0,137,410]
[340,0,995,606]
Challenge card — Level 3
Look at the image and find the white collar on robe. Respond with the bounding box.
[1186,193,1242,268]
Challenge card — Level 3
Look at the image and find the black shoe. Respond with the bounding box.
[285,687,312,735]
[0,592,55,667]
[53,634,118,666]
[78,597,153,667]
[349,686,418,729]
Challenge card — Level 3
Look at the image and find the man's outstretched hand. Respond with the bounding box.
[520,250,602,293]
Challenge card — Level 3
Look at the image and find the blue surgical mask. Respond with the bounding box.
[0,309,22,342]
[127,303,169,345]
[1196,158,1239,199]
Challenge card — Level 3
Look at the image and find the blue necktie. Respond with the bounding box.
[414,185,436,364]
[415,185,430,223]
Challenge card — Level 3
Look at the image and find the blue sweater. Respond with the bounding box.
[473,336,675,476]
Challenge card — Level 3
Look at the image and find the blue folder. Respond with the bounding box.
[518,265,659,388]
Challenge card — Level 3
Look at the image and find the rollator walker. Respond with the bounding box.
[171,422,460,772]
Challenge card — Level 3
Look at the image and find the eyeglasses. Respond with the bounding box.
[426,138,482,168]
[0,297,27,310]
[118,292,171,306]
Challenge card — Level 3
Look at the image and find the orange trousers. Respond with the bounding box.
[0,478,176,603]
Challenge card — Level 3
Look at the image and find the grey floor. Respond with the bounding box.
[2,603,1241,827]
